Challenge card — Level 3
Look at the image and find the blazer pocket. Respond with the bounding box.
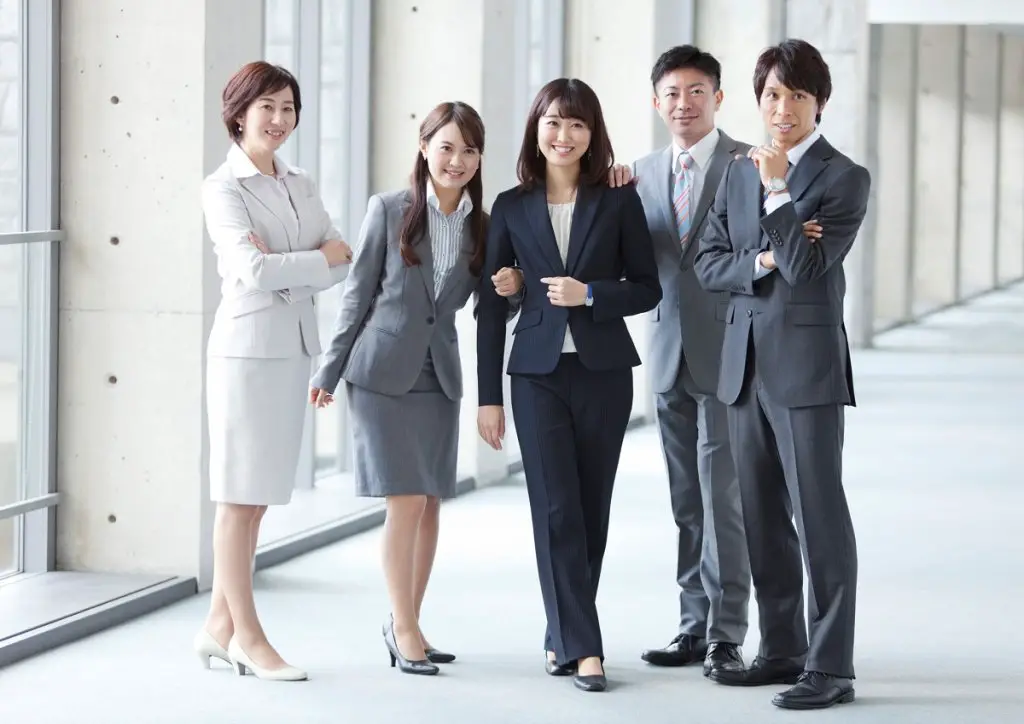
[513,308,542,334]
[785,303,839,326]
[714,302,730,322]
[222,292,274,319]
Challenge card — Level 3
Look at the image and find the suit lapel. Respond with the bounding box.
[239,176,298,250]
[654,146,677,247]
[786,136,833,201]
[416,231,436,303]
[686,133,737,252]
[435,225,474,310]
[566,183,603,273]
[524,188,566,274]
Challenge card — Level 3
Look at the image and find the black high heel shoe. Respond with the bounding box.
[424,647,456,664]
[383,620,439,676]
[545,652,577,676]
[573,661,607,692]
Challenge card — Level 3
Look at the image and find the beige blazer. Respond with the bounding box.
[202,144,349,358]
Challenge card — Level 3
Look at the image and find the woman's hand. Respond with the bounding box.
[540,276,588,307]
[248,231,270,254]
[320,238,354,266]
[477,405,505,450]
[309,386,334,408]
[492,267,524,297]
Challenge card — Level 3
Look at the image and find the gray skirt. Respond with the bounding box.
[346,355,459,499]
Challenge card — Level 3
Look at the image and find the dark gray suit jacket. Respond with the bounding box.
[633,131,751,395]
[311,190,480,400]
[693,136,871,409]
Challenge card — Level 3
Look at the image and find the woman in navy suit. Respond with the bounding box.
[476,78,661,692]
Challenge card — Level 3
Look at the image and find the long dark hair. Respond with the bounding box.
[399,102,487,276]
[516,78,614,189]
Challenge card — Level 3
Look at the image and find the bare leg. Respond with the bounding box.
[413,497,441,649]
[212,502,289,669]
[383,495,428,661]
[204,505,268,647]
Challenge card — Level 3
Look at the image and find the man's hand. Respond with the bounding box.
[802,219,822,241]
[492,267,524,297]
[540,276,588,307]
[606,164,636,188]
[757,250,777,271]
[477,405,505,450]
[748,144,789,188]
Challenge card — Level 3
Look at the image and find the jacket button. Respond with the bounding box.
[746,310,753,318]
[426,316,435,325]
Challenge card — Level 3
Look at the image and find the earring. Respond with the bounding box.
[536,145,541,157]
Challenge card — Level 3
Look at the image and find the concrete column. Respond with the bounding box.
[871,25,917,329]
[957,27,1000,298]
[56,0,262,583]
[369,0,511,485]
[997,35,1024,284]
[695,0,785,146]
[912,25,964,313]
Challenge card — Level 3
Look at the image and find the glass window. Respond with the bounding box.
[263,0,298,167]
[0,0,22,233]
[0,245,22,520]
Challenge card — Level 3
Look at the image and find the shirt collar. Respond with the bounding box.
[784,127,822,168]
[227,143,296,180]
[673,127,720,172]
[426,176,473,218]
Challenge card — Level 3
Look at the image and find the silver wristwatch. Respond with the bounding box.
[766,177,788,194]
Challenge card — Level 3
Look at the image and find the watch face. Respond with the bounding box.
[769,178,787,192]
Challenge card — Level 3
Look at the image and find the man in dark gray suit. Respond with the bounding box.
[632,46,752,680]
[694,39,869,710]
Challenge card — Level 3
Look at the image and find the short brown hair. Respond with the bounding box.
[516,78,614,189]
[221,61,302,141]
[753,39,831,124]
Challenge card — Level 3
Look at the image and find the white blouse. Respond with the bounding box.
[548,201,577,353]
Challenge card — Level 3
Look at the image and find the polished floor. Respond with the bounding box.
[1,284,1022,723]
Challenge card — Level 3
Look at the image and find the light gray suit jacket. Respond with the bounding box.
[311,190,481,401]
[633,131,750,395]
[694,136,871,408]
[202,144,349,358]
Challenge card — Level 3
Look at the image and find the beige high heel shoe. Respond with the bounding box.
[193,630,231,669]
[227,638,308,682]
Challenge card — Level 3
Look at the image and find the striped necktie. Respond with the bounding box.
[673,150,694,246]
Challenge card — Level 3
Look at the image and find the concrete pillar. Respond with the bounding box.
[997,35,1024,284]
[957,27,1000,298]
[56,0,263,583]
[912,25,963,313]
[871,25,917,329]
[369,0,514,485]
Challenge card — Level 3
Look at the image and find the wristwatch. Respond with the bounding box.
[584,284,594,307]
[766,177,788,194]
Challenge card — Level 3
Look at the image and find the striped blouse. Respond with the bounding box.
[425,178,472,298]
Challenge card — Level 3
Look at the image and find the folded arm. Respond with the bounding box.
[588,186,662,323]
[201,178,333,292]
[476,196,516,407]
[309,195,388,394]
[761,164,871,286]
[693,161,762,294]
[276,179,351,303]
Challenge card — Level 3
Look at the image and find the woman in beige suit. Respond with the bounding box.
[194,61,352,682]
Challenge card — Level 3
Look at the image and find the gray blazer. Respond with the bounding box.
[311,190,481,400]
[694,136,871,408]
[633,131,750,395]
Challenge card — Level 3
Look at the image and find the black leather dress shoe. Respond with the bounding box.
[707,656,803,687]
[640,634,708,667]
[702,643,744,678]
[573,673,607,692]
[424,647,456,664]
[545,654,577,676]
[772,671,854,710]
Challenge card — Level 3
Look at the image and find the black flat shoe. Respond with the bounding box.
[772,671,854,710]
[424,647,456,664]
[544,653,577,676]
[703,642,744,678]
[383,620,438,676]
[641,633,708,667]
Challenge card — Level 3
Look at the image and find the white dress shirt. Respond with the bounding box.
[673,127,721,212]
[425,178,473,298]
[754,127,822,280]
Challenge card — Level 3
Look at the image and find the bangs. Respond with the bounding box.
[536,82,597,129]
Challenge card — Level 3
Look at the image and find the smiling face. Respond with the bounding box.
[420,121,481,192]
[236,85,296,157]
[537,100,592,170]
[653,67,722,147]
[759,68,822,148]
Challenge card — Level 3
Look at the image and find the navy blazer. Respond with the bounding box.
[477,182,662,407]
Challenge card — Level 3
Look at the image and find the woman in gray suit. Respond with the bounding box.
[309,101,523,676]
[196,62,352,682]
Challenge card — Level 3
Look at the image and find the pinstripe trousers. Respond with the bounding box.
[510,353,633,666]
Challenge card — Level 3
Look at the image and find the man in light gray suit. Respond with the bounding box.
[633,45,752,679]
[694,39,869,710]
